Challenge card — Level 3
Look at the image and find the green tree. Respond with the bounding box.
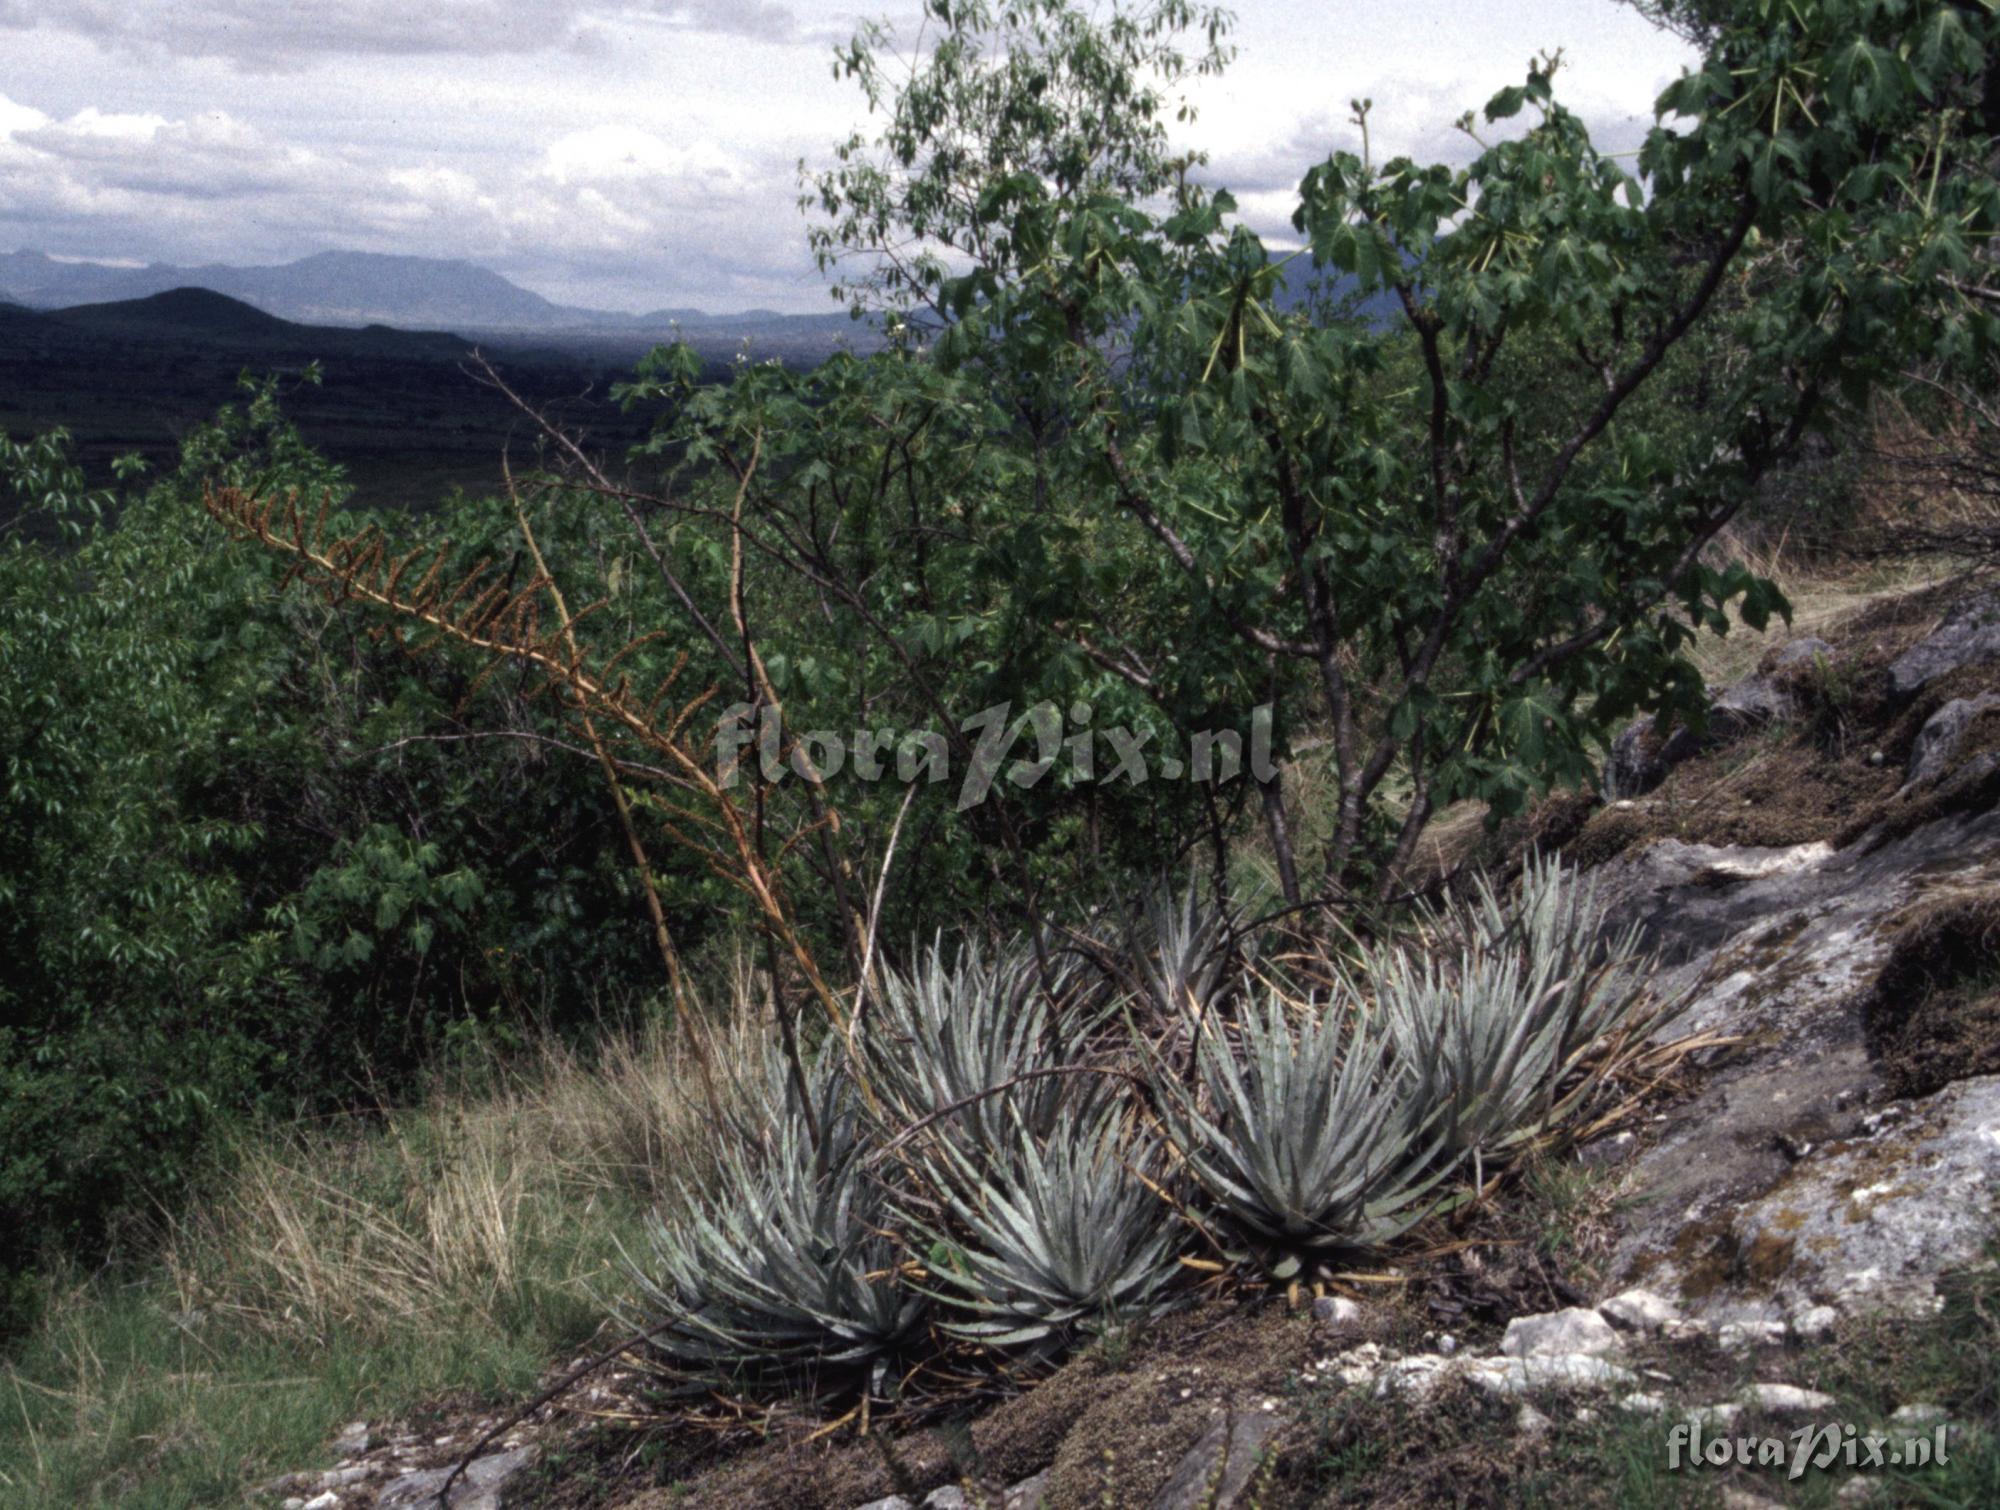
[789,0,1998,895]
[0,390,685,1325]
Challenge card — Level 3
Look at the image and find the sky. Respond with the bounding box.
[0,1,1698,314]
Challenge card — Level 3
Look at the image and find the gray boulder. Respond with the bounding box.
[1603,675,1793,799]
[376,1447,536,1510]
[1903,693,2000,789]
[1887,590,2000,698]
[1150,1410,1283,1510]
[1774,636,1837,669]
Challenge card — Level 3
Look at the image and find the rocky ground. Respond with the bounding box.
[254,581,2000,1508]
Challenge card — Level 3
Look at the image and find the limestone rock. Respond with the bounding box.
[1372,1354,1453,1400]
[376,1446,537,1510]
[1515,1403,1552,1437]
[1310,1295,1363,1331]
[1150,1410,1283,1510]
[1683,1403,1743,1430]
[1739,1382,1837,1413]
[1004,1469,1052,1510]
[1500,1307,1622,1359]
[1598,1289,1680,1335]
[1596,803,2000,1320]
[1462,1354,1639,1398]
[1789,1303,1839,1341]
[1712,1075,2000,1319]
[1887,591,2000,697]
[1603,674,1795,799]
[1713,1320,1789,1351]
[1903,694,2000,789]
[1775,637,1836,669]
[1889,1402,1949,1429]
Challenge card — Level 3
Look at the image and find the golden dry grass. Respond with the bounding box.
[164,1008,761,1350]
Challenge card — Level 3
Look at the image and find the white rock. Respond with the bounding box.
[318,1465,373,1490]
[1790,1304,1839,1341]
[300,1495,340,1510]
[924,1490,969,1509]
[1598,1289,1680,1334]
[1719,1489,1787,1510]
[376,1446,537,1510]
[1464,1354,1639,1399]
[1326,1342,1383,1385]
[1501,1307,1623,1358]
[1683,1403,1743,1430]
[1890,1402,1949,1428]
[1435,1333,1459,1356]
[1714,1319,1788,1351]
[854,1499,915,1510]
[1311,1295,1363,1329]
[1373,1354,1453,1400]
[282,1499,306,1510]
[1739,1382,1837,1413]
[1618,1392,1668,1415]
[1515,1403,1552,1437]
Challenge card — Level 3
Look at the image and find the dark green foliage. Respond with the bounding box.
[0,393,670,1328]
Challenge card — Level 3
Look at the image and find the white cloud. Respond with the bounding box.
[0,1,802,71]
[0,94,818,308]
[0,1,1698,311]
[0,91,49,136]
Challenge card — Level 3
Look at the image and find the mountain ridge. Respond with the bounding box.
[0,249,862,339]
[33,286,477,362]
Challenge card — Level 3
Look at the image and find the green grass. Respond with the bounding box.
[0,1015,750,1508]
[0,1269,584,1509]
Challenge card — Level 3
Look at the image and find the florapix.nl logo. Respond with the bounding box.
[714,700,1281,811]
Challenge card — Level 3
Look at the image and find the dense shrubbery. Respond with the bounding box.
[0,394,681,1326]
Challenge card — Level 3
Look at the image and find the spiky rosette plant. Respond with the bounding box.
[1130,883,1242,1022]
[1359,853,1652,1165]
[867,937,1105,1155]
[1146,987,1451,1277]
[619,1043,926,1399]
[902,1100,1184,1352]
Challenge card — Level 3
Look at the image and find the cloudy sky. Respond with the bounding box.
[0,1,1696,314]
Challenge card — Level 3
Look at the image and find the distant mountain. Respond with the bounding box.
[0,250,590,330]
[34,287,475,363]
[0,249,874,350]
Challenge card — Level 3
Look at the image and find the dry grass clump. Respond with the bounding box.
[164,1006,761,1351]
[0,1002,762,1509]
